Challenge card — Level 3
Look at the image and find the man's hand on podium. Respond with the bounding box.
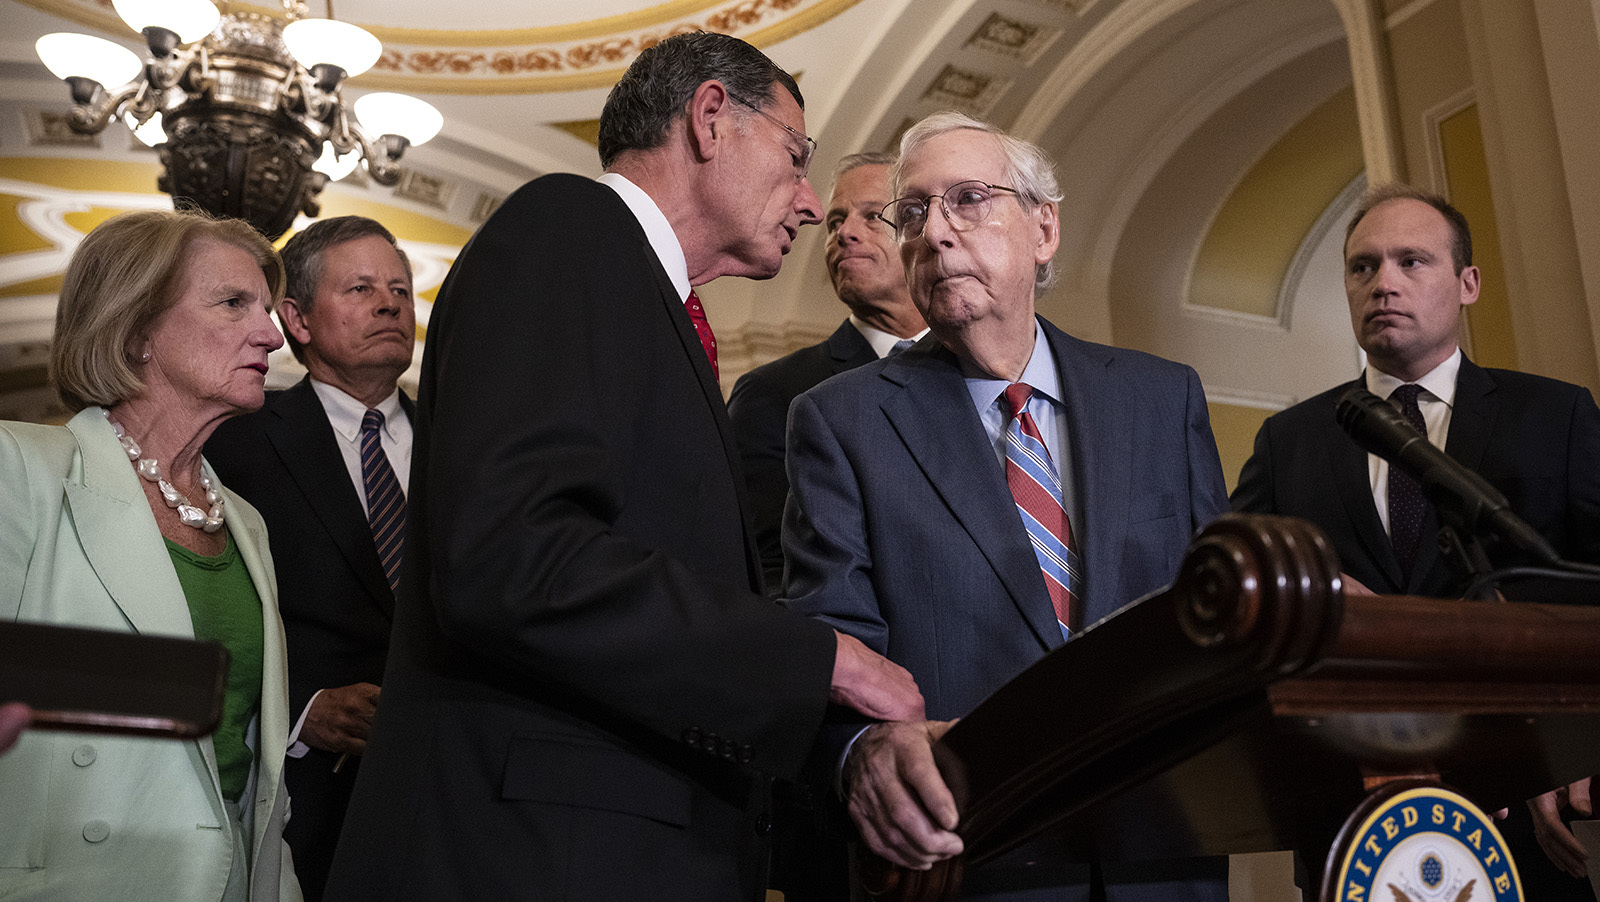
[844,720,964,870]
[831,631,926,722]
[1528,776,1593,879]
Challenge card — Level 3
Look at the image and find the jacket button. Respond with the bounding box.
[718,738,737,760]
[71,745,97,767]
[754,814,773,835]
[738,744,754,764]
[682,727,702,747]
[83,820,110,843]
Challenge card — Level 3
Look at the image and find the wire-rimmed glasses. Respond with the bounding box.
[880,181,1022,239]
[729,94,816,180]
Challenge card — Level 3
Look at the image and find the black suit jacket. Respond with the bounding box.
[324,174,836,902]
[1232,356,1600,595]
[206,377,410,901]
[728,319,877,590]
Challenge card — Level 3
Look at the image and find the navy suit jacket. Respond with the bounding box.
[206,377,409,900]
[1231,357,1600,596]
[325,174,835,902]
[728,319,877,590]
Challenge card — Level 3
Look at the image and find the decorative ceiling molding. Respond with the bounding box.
[18,0,862,95]
[361,0,860,93]
[965,12,1061,65]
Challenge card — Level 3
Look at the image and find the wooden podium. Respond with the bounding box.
[867,514,1600,901]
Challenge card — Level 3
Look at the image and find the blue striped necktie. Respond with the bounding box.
[360,409,405,595]
[1001,383,1079,640]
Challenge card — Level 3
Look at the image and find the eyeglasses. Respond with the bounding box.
[881,181,1022,239]
[729,94,816,179]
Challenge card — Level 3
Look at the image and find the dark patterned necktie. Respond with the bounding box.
[685,290,718,381]
[1001,383,1078,639]
[1386,384,1429,579]
[361,409,406,595]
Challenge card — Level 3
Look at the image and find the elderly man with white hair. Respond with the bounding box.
[783,111,1231,900]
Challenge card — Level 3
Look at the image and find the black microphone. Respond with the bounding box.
[1335,386,1560,566]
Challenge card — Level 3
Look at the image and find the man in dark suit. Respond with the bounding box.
[1232,183,1600,898]
[206,215,416,901]
[783,112,1230,899]
[323,33,924,902]
[728,152,926,589]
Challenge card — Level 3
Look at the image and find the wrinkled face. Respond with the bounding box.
[896,129,1057,337]
[1344,198,1478,380]
[823,164,907,313]
[710,87,823,280]
[294,234,416,385]
[141,237,282,415]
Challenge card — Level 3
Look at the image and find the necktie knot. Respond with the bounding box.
[1002,382,1034,420]
[887,338,916,357]
[362,408,385,435]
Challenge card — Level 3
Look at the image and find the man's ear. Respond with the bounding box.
[277,297,313,345]
[1034,202,1061,265]
[1458,264,1481,307]
[686,79,734,162]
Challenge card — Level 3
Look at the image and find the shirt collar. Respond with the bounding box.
[962,319,1061,411]
[598,172,691,303]
[849,316,931,358]
[1365,347,1461,407]
[310,379,404,442]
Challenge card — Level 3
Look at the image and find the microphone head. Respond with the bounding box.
[1335,385,1422,458]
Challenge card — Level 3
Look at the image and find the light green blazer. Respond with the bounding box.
[0,408,301,902]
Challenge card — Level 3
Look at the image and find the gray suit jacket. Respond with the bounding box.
[781,317,1230,899]
[784,317,1229,718]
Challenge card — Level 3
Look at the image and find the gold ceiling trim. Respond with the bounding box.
[14,0,127,38]
[354,0,861,95]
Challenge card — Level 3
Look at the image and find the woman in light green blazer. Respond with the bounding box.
[0,210,302,902]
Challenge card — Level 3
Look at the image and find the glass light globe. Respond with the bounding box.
[113,0,220,44]
[283,19,382,78]
[36,33,144,88]
[355,93,443,146]
[124,111,167,146]
[313,142,361,181]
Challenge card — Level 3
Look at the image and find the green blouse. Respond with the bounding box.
[165,531,264,803]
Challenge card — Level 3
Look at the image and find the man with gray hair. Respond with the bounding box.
[783,111,1230,899]
[729,151,927,591]
[207,214,416,901]
[324,32,924,902]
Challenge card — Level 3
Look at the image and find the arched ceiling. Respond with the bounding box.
[0,0,1362,425]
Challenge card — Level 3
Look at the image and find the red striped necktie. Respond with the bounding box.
[1001,383,1079,639]
[360,408,405,596]
[685,289,718,381]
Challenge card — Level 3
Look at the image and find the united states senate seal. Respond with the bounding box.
[1327,782,1521,902]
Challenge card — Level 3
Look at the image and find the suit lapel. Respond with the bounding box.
[880,348,1061,650]
[635,234,766,591]
[1411,357,1498,592]
[824,320,877,375]
[63,410,195,638]
[260,379,395,616]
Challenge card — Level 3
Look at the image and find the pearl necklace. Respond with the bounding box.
[104,411,226,533]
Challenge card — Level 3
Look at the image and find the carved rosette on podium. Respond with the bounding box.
[863,514,1600,902]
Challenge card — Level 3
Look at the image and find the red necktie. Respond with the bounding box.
[685,290,718,381]
[1001,383,1078,638]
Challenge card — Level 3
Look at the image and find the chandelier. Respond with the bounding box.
[36,0,443,240]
